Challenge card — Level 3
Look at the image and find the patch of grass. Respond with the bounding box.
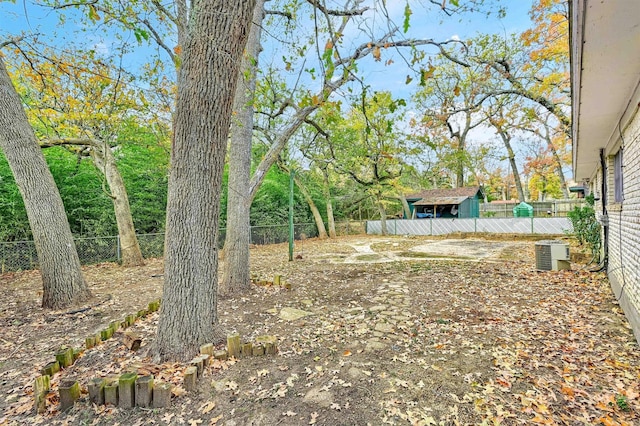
[397,251,438,258]
[616,394,630,411]
[408,262,432,272]
[355,254,382,261]
[398,251,473,260]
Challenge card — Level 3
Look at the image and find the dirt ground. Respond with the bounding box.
[1,234,639,425]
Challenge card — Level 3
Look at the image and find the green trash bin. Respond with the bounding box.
[513,202,534,217]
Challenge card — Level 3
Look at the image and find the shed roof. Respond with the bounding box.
[406,186,482,201]
[412,196,469,206]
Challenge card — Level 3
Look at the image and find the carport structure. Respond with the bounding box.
[405,186,483,219]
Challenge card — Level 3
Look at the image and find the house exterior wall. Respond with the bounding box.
[596,108,640,342]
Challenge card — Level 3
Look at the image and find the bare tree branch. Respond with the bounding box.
[306,0,368,16]
[265,9,292,19]
[150,0,178,26]
[0,35,25,49]
[141,19,176,64]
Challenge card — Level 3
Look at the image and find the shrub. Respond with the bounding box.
[567,194,601,261]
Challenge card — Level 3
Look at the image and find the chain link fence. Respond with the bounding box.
[0,221,367,272]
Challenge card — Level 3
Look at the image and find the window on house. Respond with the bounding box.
[614,149,623,203]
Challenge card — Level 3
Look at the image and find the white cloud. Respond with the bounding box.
[91,42,110,56]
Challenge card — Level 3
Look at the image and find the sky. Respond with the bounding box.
[0,1,534,77]
[0,1,549,180]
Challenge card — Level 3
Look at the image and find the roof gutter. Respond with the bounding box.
[569,0,586,180]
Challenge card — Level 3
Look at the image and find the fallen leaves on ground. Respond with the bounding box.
[1,235,639,425]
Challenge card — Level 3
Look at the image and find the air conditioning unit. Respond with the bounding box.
[535,240,570,271]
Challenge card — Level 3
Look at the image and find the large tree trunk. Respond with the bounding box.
[455,143,465,188]
[155,0,255,362]
[544,134,570,199]
[0,57,91,309]
[91,143,144,267]
[499,133,525,202]
[491,121,526,202]
[399,194,411,219]
[294,173,328,239]
[219,0,265,297]
[40,137,145,267]
[376,195,388,235]
[321,167,336,238]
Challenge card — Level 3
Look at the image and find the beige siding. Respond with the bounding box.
[605,108,640,342]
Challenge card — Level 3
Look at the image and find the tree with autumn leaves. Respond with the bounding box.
[0,0,573,360]
[409,0,570,195]
[8,47,149,267]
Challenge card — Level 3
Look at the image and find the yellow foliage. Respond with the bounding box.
[373,46,381,61]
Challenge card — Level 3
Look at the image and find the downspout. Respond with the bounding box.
[599,148,609,270]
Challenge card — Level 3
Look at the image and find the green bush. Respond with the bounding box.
[567,194,601,261]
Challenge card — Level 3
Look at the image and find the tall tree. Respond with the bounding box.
[277,160,329,240]
[328,92,409,235]
[320,165,337,238]
[154,0,256,361]
[295,110,339,238]
[219,0,266,297]
[525,148,564,201]
[486,99,526,202]
[222,0,474,294]
[521,109,570,198]
[0,55,91,309]
[8,50,148,266]
[412,57,488,188]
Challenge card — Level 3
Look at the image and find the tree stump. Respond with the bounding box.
[274,275,281,286]
[85,336,96,349]
[123,331,142,351]
[109,320,120,334]
[227,334,241,358]
[41,361,59,377]
[213,350,228,360]
[198,353,211,368]
[125,314,137,327]
[59,380,80,411]
[135,375,154,408]
[153,382,172,408]
[252,344,265,356]
[256,335,278,355]
[118,372,138,408]
[34,375,50,414]
[241,342,253,358]
[88,377,105,405]
[104,378,119,405]
[104,379,118,405]
[55,348,74,368]
[190,357,204,378]
[200,343,214,356]
[183,366,198,392]
[137,309,148,318]
[148,300,160,312]
[100,328,111,341]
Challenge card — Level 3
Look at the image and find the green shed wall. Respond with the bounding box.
[458,197,480,218]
